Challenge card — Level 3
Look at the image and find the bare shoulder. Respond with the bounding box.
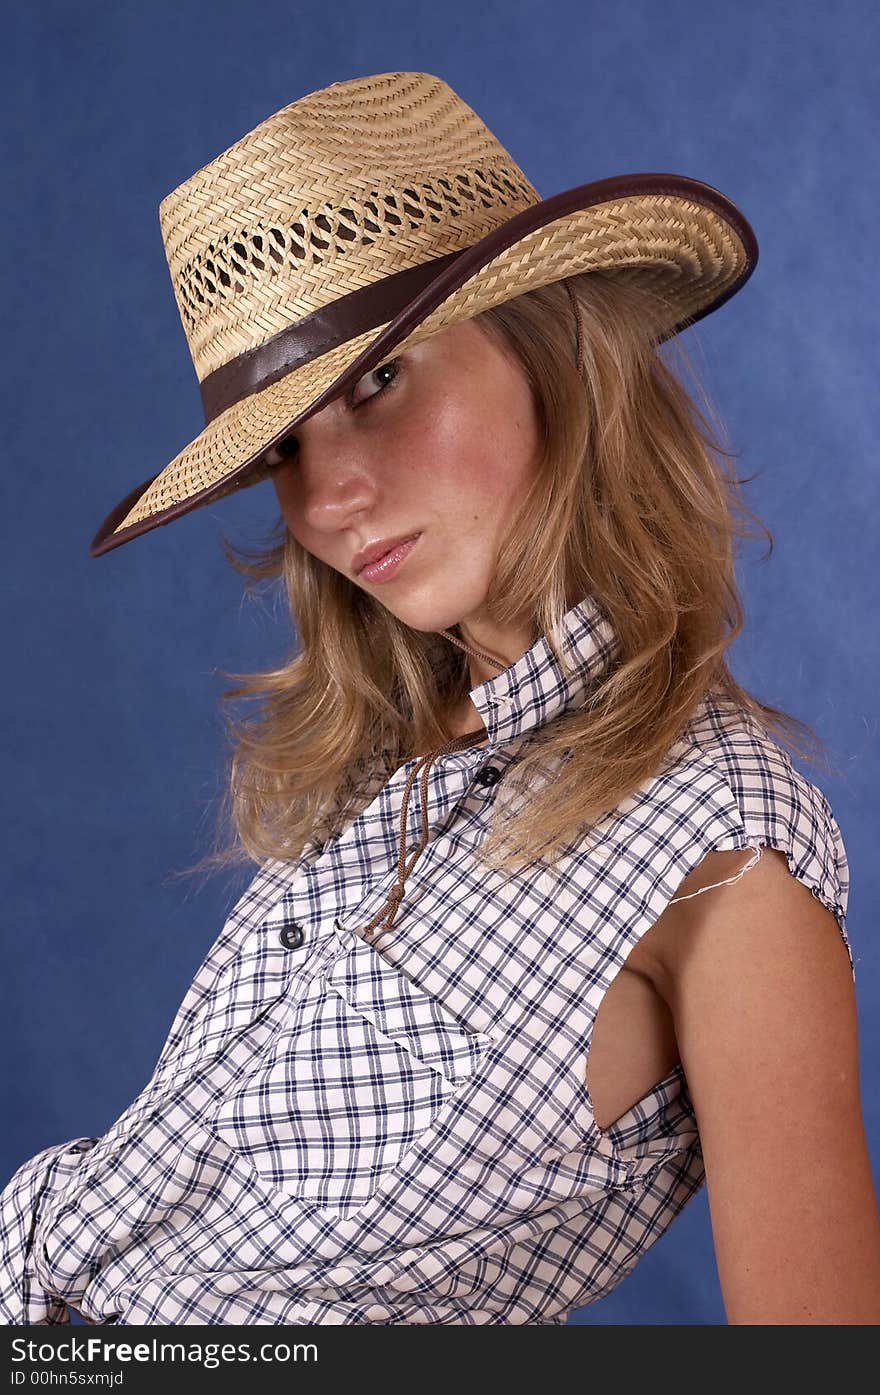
[638,841,855,1040]
[624,847,783,992]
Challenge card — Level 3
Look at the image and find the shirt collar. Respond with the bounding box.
[466,593,620,748]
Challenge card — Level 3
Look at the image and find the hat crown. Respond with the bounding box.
[158,72,539,384]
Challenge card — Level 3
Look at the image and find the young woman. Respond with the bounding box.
[2,71,878,1326]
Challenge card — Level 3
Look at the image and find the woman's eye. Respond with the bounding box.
[350,358,401,408]
[263,434,299,468]
[263,358,401,469]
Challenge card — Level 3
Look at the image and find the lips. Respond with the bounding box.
[353,533,420,574]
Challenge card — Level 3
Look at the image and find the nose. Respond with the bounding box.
[275,435,380,534]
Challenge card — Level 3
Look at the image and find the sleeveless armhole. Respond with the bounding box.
[691,706,854,984]
[578,702,853,1156]
[666,842,765,903]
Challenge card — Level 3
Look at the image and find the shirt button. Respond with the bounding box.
[474,765,503,787]
[279,924,305,950]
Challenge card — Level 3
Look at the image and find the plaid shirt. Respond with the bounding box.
[0,596,852,1325]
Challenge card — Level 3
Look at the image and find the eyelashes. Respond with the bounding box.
[347,356,402,409]
[263,357,402,469]
[264,435,299,467]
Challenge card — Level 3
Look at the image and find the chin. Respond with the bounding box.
[379,592,482,637]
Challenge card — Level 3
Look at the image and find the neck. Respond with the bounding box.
[440,615,538,688]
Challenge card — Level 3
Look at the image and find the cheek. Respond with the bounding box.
[423,381,538,516]
[270,470,294,518]
[270,473,316,551]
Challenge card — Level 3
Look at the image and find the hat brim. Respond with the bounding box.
[89,173,757,558]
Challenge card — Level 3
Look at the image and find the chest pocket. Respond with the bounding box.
[208,928,495,1218]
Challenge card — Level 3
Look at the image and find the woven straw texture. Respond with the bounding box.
[160,72,539,383]
[107,73,751,540]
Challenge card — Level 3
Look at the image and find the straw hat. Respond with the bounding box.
[88,71,758,558]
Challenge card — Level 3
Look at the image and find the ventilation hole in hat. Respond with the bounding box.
[172,160,536,333]
[337,208,359,241]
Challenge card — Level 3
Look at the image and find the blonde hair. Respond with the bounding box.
[180,269,838,882]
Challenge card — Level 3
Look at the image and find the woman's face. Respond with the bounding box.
[267,316,541,636]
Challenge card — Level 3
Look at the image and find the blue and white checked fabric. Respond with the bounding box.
[0,595,852,1325]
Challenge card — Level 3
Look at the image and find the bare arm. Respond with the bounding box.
[648,846,880,1324]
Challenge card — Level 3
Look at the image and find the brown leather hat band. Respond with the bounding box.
[198,249,465,424]
[197,175,758,427]
[89,175,757,558]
